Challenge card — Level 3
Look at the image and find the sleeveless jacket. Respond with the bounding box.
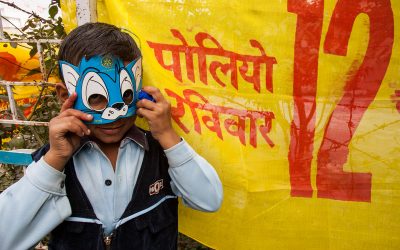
[31,130,178,250]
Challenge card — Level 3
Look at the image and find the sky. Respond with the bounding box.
[0,0,51,31]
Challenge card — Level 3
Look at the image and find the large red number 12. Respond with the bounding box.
[288,0,394,202]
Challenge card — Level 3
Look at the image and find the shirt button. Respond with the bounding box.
[60,181,65,189]
[105,179,112,186]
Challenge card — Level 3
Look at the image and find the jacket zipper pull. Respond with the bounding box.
[104,234,113,250]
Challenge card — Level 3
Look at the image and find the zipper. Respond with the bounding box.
[103,233,113,250]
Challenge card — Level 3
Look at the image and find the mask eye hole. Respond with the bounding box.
[82,72,109,111]
[122,89,133,105]
[88,94,108,110]
[120,69,134,105]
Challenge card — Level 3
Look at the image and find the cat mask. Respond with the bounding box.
[59,55,142,124]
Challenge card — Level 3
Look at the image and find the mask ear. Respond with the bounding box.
[59,61,79,95]
[126,57,142,91]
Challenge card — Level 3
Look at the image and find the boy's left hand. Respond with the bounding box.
[136,86,181,149]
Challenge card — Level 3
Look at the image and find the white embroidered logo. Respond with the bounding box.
[149,179,164,195]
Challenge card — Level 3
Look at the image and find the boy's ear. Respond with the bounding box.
[55,82,69,103]
[59,61,79,94]
[126,57,142,91]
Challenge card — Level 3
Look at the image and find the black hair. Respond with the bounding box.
[58,22,141,66]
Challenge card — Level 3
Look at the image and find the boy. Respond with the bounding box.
[0,23,222,249]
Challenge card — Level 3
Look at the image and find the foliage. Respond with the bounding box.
[0,1,63,191]
[0,164,23,192]
[0,0,65,152]
[1,0,65,77]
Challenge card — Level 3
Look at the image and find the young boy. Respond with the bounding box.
[0,23,222,249]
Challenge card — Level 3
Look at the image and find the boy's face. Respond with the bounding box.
[57,55,142,144]
[56,83,137,144]
[59,55,142,125]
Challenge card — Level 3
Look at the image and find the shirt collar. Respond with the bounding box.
[74,125,149,155]
[123,125,149,150]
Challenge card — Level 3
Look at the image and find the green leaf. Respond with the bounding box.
[3,32,11,39]
[49,6,58,18]
[29,47,38,58]
[55,24,64,37]
[26,67,41,76]
[45,60,55,72]
[29,22,36,28]
[21,24,30,32]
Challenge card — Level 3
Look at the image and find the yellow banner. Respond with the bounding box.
[61,0,400,249]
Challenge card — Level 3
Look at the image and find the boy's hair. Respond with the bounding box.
[58,22,141,66]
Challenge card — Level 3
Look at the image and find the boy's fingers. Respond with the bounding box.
[53,116,90,136]
[60,92,77,112]
[141,86,165,103]
[136,99,156,111]
[136,107,153,120]
[67,117,91,136]
[62,121,86,137]
[58,109,93,122]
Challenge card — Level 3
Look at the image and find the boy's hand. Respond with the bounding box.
[136,86,181,149]
[44,92,92,171]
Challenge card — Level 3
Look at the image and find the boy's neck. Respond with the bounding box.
[93,138,121,171]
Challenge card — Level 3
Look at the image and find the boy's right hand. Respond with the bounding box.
[44,92,92,171]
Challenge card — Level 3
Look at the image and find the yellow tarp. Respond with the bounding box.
[61,0,400,249]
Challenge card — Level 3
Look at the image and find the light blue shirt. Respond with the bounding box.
[0,128,223,250]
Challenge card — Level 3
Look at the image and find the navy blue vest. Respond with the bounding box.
[32,132,178,250]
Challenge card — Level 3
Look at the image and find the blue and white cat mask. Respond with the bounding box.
[59,55,142,124]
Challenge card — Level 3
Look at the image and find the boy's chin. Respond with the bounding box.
[88,116,136,145]
[94,136,124,145]
[89,130,125,145]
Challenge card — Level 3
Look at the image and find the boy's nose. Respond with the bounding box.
[112,102,124,110]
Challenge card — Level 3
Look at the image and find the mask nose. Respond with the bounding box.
[112,102,124,110]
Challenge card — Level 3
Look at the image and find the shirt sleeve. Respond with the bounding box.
[165,139,223,212]
[0,157,71,249]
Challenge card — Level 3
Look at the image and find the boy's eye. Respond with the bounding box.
[81,72,109,111]
[119,69,134,105]
[88,94,108,110]
[122,90,133,105]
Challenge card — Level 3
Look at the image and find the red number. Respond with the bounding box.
[288,0,394,202]
[287,0,324,197]
[316,0,394,202]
